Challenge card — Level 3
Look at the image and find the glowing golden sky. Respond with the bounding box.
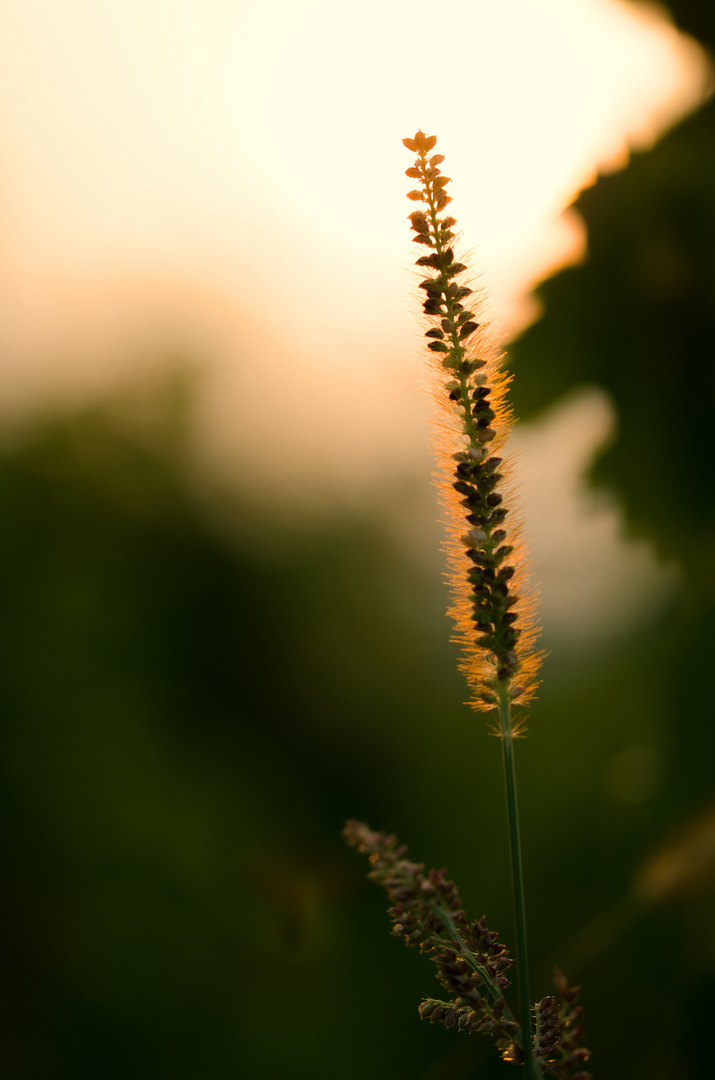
[0,0,708,499]
[0,0,705,641]
[0,1,708,384]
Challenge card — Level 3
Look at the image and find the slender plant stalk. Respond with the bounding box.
[499,683,534,1079]
[344,133,592,1080]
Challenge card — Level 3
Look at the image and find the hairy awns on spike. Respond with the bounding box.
[403,131,543,721]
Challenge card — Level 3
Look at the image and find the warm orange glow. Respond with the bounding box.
[434,333,544,720]
[0,0,708,499]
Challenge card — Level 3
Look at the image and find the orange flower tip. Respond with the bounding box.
[403,130,438,154]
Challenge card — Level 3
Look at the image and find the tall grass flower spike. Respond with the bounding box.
[404,130,541,722]
[344,132,591,1079]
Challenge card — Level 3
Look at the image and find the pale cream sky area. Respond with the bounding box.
[0,0,708,639]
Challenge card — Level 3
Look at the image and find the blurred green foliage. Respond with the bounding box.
[509,0,715,845]
[0,391,495,1079]
[2,3,715,1077]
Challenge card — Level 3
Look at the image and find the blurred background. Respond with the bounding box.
[1,1,714,1077]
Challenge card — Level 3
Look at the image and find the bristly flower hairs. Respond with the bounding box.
[344,132,592,1078]
[404,135,542,722]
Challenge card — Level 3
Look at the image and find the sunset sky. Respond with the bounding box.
[0,0,709,638]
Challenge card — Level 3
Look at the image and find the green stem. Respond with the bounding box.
[428,902,518,1023]
[498,682,535,1080]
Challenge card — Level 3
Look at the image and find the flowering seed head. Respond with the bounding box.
[404,131,543,721]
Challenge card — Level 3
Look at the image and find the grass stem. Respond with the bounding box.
[498,683,535,1080]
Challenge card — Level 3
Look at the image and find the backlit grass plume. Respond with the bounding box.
[404,129,542,724]
[344,132,591,1080]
